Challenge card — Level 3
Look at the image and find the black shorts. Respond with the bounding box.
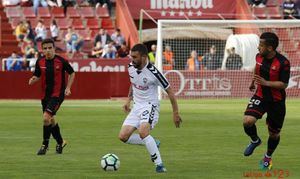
[244,95,286,133]
[41,97,64,116]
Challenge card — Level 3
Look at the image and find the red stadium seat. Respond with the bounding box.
[266,0,277,7]
[282,40,296,52]
[292,29,300,40]
[101,18,114,29]
[87,18,100,30]
[56,18,72,29]
[253,8,267,19]
[38,7,51,18]
[76,29,91,41]
[82,41,94,53]
[267,7,282,19]
[67,7,81,18]
[79,7,95,18]
[55,41,67,52]
[51,7,65,18]
[6,6,21,18]
[28,19,39,28]
[72,18,85,29]
[42,18,52,29]
[22,7,36,18]
[96,7,109,18]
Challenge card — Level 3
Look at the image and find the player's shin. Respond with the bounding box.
[126,133,144,145]
[244,124,259,142]
[142,135,162,165]
[43,125,52,147]
[267,135,280,156]
[51,123,63,145]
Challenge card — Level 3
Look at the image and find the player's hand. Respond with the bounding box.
[28,76,37,85]
[249,81,256,92]
[173,112,182,128]
[65,88,71,96]
[254,75,269,86]
[123,100,131,113]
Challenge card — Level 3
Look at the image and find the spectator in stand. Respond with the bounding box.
[62,0,77,15]
[94,28,112,48]
[202,45,221,70]
[50,19,59,41]
[24,40,38,59]
[117,43,129,58]
[25,21,36,43]
[111,28,125,50]
[29,52,41,72]
[15,21,27,42]
[2,0,20,6]
[87,0,112,15]
[91,41,103,58]
[6,52,24,71]
[33,0,48,15]
[225,47,243,70]
[163,45,174,70]
[64,27,84,53]
[102,41,117,59]
[35,20,47,42]
[247,0,267,8]
[148,44,156,64]
[47,0,62,7]
[185,50,203,71]
[283,0,298,19]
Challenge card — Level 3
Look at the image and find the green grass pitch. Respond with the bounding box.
[0,99,299,179]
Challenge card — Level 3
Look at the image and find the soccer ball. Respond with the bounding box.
[100,153,120,171]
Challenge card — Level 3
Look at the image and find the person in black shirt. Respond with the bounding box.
[28,38,75,155]
[225,47,243,70]
[242,32,290,170]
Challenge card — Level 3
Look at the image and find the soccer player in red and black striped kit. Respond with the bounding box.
[243,32,290,170]
[28,39,75,155]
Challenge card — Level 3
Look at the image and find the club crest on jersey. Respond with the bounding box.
[271,66,277,70]
[56,66,60,70]
[143,78,148,84]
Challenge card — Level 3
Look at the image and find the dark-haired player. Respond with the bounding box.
[29,38,75,155]
[118,43,182,173]
[243,32,290,170]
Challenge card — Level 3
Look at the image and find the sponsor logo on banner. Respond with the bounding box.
[70,61,126,72]
[164,70,232,97]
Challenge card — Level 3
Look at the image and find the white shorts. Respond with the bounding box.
[122,102,160,129]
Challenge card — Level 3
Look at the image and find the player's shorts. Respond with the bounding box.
[244,95,286,133]
[122,102,160,129]
[41,97,64,116]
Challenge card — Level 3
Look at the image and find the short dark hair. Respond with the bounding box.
[41,38,55,48]
[131,43,148,56]
[260,32,279,50]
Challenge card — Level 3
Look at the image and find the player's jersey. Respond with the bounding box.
[128,62,170,104]
[33,55,74,99]
[254,52,290,102]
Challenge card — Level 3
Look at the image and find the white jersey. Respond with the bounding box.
[128,62,170,104]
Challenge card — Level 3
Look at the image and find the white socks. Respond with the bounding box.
[126,134,144,145]
[143,135,162,165]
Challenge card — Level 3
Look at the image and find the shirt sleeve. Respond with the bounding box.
[154,70,170,90]
[33,59,41,77]
[63,59,75,74]
[279,60,290,84]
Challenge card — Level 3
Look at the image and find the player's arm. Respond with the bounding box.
[165,87,182,128]
[65,72,75,96]
[28,59,41,85]
[123,86,132,113]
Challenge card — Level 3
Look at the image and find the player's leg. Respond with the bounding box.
[118,125,137,143]
[243,96,265,156]
[139,104,166,172]
[37,99,52,155]
[260,101,285,170]
[47,97,67,154]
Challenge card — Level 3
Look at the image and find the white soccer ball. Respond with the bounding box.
[100,153,120,171]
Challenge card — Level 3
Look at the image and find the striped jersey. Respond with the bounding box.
[255,52,290,102]
[128,62,170,104]
[33,55,74,99]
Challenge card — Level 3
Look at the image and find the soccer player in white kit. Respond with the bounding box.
[118,44,182,173]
